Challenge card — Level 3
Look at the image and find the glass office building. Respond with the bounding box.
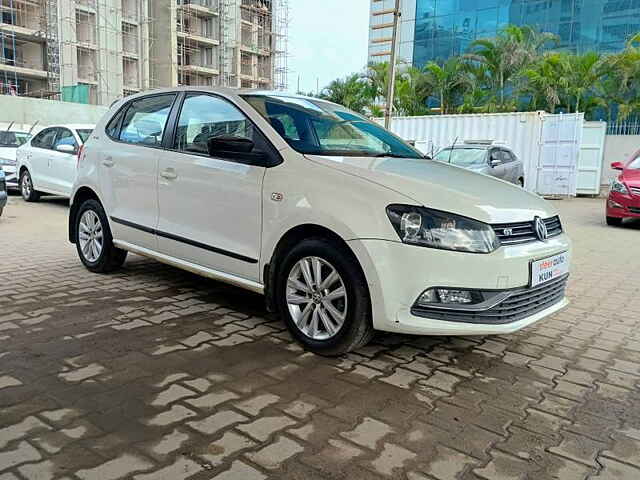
[368,0,640,67]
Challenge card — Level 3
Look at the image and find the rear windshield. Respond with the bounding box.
[0,131,29,147]
[77,129,93,144]
[433,148,487,167]
[241,95,423,159]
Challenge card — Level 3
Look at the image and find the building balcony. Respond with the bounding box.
[179,64,219,76]
[0,60,48,80]
[177,1,219,17]
[177,30,219,46]
[0,24,45,43]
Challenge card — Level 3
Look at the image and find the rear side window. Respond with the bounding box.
[77,129,92,143]
[31,128,57,149]
[117,94,175,146]
[106,108,126,139]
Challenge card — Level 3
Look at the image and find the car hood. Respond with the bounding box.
[0,147,17,161]
[305,154,556,224]
[622,168,640,185]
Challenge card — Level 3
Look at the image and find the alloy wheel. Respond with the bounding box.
[21,173,31,199]
[78,210,104,263]
[286,256,347,341]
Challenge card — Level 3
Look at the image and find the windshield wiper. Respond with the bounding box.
[373,152,411,158]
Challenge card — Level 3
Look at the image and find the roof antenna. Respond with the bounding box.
[448,136,458,164]
[6,121,14,131]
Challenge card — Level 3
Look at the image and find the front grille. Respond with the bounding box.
[411,274,569,325]
[630,186,640,196]
[629,206,640,214]
[492,216,563,246]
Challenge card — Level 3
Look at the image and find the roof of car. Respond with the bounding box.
[116,86,328,106]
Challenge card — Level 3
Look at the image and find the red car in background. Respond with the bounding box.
[606,149,640,226]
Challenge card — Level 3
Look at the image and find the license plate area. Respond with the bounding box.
[530,251,570,287]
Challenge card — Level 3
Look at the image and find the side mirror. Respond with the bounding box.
[207,135,267,164]
[56,144,76,154]
[611,161,624,171]
[490,158,501,167]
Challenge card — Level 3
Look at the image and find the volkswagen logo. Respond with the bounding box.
[534,216,548,241]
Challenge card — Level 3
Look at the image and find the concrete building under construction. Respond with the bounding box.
[0,0,289,105]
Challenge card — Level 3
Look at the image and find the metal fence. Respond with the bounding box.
[606,119,640,135]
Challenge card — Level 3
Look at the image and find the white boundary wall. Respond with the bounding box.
[0,96,108,134]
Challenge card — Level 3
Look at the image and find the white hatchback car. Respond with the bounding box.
[69,88,571,354]
[17,124,94,201]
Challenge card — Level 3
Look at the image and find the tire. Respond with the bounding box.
[75,199,127,273]
[518,177,525,188]
[0,207,3,217]
[20,170,40,202]
[275,237,374,356]
[606,216,623,227]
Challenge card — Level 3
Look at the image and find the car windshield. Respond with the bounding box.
[433,148,487,167]
[241,94,423,159]
[77,129,93,143]
[0,131,29,147]
[628,155,640,169]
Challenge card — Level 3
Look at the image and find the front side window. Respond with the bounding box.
[32,128,58,149]
[433,148,487,167]
[54,128,77,150]
[119,94,175,146]
[242,94,423,159]
[174,93,258,155]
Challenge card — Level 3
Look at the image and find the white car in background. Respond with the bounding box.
[0,130,31,190]
[16,124,94,201]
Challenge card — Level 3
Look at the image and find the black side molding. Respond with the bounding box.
[110,216,258,264]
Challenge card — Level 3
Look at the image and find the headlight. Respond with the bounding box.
[386,205,500,254]
[0,157,15,166]
[611,179,629,195]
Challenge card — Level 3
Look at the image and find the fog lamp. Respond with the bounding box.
[416,288,483,306]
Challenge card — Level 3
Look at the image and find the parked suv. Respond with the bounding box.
[433,141,525,187]
[69,88,571,354]
[16,124,94,201]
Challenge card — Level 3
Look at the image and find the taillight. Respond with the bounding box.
[76,145,84,168]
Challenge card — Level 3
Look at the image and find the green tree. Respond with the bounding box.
[565,52,609,113]
[319,73,370,114]
[422,58,473,114]
[519,52,569,113]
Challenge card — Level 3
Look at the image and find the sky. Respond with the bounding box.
[287,0,370,95]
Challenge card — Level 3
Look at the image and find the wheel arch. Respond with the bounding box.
[69,186,101,243]
[263,223,367,313]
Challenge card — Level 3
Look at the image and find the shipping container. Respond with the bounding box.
[375,111,588,195]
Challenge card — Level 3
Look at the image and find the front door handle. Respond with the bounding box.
[160,168,177,180]
[102,157,114,167]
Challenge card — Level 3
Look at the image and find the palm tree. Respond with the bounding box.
[394,66,432,116]
[319,73,370,114]
[422,58,473,114]
[466,25,559,107]
[564,52,609,113]
[519,52,569,113]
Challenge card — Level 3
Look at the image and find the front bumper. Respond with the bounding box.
[348,234,571,335]
[1,165,18,189]
[607,191,640,219]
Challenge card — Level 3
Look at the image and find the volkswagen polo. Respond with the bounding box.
[69,88,571,355]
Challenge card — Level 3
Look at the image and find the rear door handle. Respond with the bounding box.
[102,157,114,167]
[160,168,177,180]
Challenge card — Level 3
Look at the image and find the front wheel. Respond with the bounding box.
[276,237,374,356]
[606,216,623,227]
[75,199,127,273]
[20,170,40,202]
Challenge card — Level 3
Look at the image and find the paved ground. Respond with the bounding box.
[1,192,639,480]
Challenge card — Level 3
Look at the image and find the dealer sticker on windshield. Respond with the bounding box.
[530,252,570,287]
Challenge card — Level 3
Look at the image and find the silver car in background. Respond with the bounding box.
[432,140,525,187]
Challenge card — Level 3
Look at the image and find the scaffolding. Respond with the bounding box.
[0,0,288,104]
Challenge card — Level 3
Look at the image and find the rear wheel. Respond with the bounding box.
[75,199,127,273]
[606,216,623,227]
[518,177,525,188]
[20,170,40,202]
[276,237,374,356]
